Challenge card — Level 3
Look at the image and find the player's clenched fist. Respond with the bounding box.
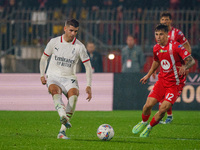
[40,76,47,85]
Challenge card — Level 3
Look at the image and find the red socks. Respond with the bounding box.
[150,117,159,127]
[167,107,172,115]
[142,114,150,122]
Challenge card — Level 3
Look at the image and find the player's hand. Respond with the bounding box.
[178,66,186,76]
[140,75,149,84]
[185,69,189,76]
[86,86,92,102]
[40,76,47,85]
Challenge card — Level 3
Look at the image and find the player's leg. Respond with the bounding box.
[132,97,158,134]
[58,88,78,138]
[48,84,71,139]
[165,106,173,123]
[65,88,79,119]
[164,83,184,124]
[140,85,179,137]
[140,100,172,137]
[159,99,169,124]
[48,84,67,119]
[58,78,79,139]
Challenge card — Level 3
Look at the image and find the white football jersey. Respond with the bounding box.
[43,35,90,79]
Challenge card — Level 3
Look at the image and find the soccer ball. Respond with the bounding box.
[97,124,114,141]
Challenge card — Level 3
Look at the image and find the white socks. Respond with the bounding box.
[53,94,66,117]
[65,95,78,117]
[59,95,78,132]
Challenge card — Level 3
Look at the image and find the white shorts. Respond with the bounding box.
[46,75,79,95]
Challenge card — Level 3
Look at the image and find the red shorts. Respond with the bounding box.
[148,80,184,104]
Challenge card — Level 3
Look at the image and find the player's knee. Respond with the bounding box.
[159,107,168,115]
[143,102,154,110]
[51,90,60,96]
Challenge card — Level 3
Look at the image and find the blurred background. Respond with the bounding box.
[0,0,200,73]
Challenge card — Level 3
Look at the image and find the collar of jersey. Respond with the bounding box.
[61,35,76,45]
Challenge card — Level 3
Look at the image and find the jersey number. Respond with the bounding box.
[166,93,174,101]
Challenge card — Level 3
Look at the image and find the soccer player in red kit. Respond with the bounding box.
[158,11,192,124]
[132,24,195,137]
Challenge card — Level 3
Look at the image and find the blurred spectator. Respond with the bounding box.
[82,42,103,73]
[3,0,18,11]
[192,39,200,72]
[170,0,180,10]
[38,0,47,9]
[121,35,145,72]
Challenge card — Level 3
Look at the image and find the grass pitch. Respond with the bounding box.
[0,110,200,150]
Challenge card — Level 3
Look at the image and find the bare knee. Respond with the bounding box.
[67,88,79,98]
[159,101,172,117]
[142,97,158,115]
[143,97,157,111]
[49,84,62,96]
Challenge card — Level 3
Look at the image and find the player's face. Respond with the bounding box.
[155,30,168,46]
[126,36,134,48]
[160,16,172,27]
[87,43,95,53]
[64,25,79,42]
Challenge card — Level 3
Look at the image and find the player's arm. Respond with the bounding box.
[182,41,192,53]
[83,61,92,101]
[140,60,160,84]
[39,53,49,85]
[179,55,195,75]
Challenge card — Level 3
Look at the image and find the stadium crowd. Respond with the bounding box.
[0,0,200,73]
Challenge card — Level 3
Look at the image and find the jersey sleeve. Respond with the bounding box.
[175,30,187,45]
[175,43,191,60]
[43,39,54,56]
[153,45,159,61]
[80,45,90,63]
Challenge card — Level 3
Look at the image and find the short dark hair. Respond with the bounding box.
[127,35,134,39]
[155,24,169,33]
[87,41,95,45]
[160,11,172,20]
[65,19,79,27]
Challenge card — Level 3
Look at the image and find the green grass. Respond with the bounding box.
[0,111,200,150]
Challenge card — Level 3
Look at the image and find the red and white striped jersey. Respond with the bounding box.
[168,27,187,45]
[43,35,90,78]
[153,40,191,87]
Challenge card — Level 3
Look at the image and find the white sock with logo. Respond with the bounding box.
[59,95,78,132]
[53,94,66,117]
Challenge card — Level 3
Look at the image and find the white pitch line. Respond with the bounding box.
[69,135,200,141]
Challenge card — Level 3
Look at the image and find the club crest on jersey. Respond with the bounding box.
[161,59,170,70]
[72,48,75,54]
[159,49,167,53]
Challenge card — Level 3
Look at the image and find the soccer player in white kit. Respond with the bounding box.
[39,19,92,139]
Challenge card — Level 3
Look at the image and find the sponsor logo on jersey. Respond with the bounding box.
[161,59,170,70]
[159,49,167,53]
[178,44,183,48]
[178,31,183,35]
[55,56,75,67]
[55,47,59,51]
